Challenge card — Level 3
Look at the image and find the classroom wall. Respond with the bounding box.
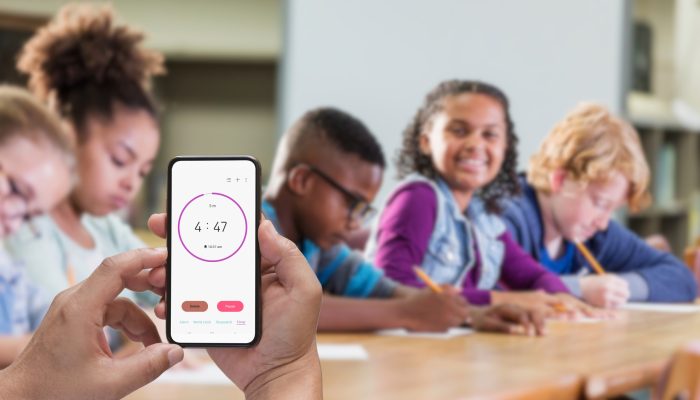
[633,0,676,101]
[0,0,281,60]
[145,61,277,218]
[281,0,631,204]
[0,1,282,225]
[674,0,700,112]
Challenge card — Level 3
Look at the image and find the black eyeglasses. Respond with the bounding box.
[304,164,377,224]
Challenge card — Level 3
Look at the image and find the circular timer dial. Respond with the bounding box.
[177,192,248,262]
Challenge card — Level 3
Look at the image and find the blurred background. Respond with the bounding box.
[1,0,699,256]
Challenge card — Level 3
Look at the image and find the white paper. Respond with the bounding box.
[376,327,474,339]
[154,343,369,386]
[548,316,603,324]
[317,344,369,360]
[622,302,700,313]
[155,364,231,386]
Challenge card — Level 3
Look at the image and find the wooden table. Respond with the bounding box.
[126,308,700,399]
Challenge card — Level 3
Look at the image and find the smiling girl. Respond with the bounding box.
[367,80,600,317]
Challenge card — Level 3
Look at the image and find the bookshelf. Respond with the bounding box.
[627,120,700,256]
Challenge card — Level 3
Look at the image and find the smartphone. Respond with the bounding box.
[167,156,261,347]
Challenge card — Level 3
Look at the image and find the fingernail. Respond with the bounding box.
[263,219,278,234]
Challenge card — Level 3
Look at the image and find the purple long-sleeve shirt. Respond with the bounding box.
[372,182,569,305]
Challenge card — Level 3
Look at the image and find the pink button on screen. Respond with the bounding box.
[217,301,244,312]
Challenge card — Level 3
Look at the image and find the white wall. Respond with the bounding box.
[281,0,630,204]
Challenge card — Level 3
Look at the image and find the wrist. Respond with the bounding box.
[244,342,322,400]
[395,297,420,330]
[490,291,506,305]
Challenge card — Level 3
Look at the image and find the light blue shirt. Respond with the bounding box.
[0,247,47,334]
[5,213,158,307]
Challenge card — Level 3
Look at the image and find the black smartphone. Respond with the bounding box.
[166,156,261,347]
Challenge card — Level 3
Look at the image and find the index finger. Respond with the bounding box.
[80,247,168,308]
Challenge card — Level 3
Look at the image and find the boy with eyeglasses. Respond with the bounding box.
[263,107,545,334]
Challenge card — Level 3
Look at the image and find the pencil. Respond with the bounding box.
[413,266,443,294]
[552,302,570,313]
[575,242,606,275]
[66,264,76,286]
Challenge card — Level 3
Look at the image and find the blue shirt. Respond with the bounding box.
[501,175,697,302]
[262,200,396,298]
[0,249,47,334]
[538,242,575,275]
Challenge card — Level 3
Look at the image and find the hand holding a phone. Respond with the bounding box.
[150,213,323,399]
[0,213,324,400]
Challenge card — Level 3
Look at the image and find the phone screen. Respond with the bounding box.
[167,156,260,346]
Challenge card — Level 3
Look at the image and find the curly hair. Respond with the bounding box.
[16,4,165,141]
[396,79,520,213]
[528,102,651,212]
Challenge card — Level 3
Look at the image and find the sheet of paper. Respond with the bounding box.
[376,327,474,339]
[548,316,604,324]
[154,343,369,385]
[155,364,231,386]
[317,344,369,360]
[622,302,700,313]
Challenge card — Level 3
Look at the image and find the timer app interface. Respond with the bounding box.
[169,159,257,344]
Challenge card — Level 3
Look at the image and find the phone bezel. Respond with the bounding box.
[166,155,261,347]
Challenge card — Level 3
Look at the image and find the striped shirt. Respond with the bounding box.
[263,200,396,298]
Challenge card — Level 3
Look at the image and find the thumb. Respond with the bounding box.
[110,343,184,397]
[259,219,313,285]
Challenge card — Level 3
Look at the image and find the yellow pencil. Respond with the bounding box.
[552,302,570,313]
[575,242,606,275]
[413,266,443,294]
[66,264,76,286]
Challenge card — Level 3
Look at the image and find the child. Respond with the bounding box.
[500,103,697,308]
[0,85,73,367]
[6,4,164,303]
[366,79,597,316]
[265,106,545,334]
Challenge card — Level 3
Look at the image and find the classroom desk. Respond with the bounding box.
[125,308,700,400]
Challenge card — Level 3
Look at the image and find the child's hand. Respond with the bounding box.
[491,290,559,316]
[579,275,630,308]
[400,285,470,332]
[551,293,615,320]
[467,304,546,336]
[491,290,612,320]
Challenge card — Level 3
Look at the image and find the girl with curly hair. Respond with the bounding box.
[366,80,602,317]
[6,4,164,303]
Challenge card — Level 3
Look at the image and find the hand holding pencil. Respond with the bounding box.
[575,242,630,309]
[413,266,547,336]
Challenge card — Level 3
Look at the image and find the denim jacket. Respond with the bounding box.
[367,174,505,290]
